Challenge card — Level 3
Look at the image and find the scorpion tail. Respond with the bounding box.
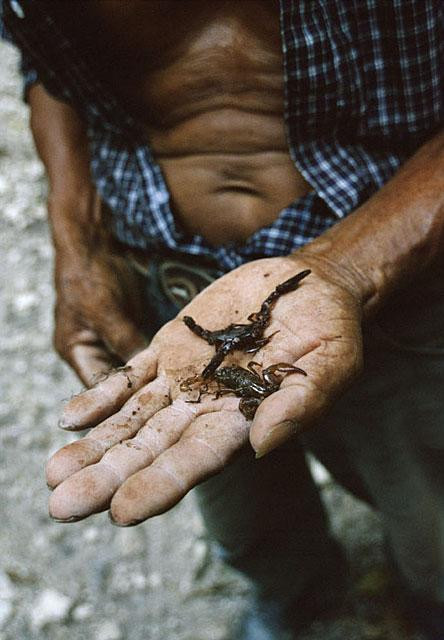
[260,269,312,312]
[183,315,198,330]
[183,315,213,341]
[275,269,311,295]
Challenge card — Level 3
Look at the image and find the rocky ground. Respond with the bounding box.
[0,41,423,640]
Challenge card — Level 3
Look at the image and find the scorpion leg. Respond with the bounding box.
[185,383,209,404]
[244,330,280,353]
[214,386,237,399]
[179,373,205,392]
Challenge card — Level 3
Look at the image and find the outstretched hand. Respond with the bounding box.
[46,255,363,526]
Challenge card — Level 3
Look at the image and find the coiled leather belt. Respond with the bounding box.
[126,249,223,309]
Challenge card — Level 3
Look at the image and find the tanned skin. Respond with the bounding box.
[26,1,443,524]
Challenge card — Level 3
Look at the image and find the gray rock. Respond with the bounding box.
[72,603,94,621]
[95,620,122,640]
[30,589,72,629]
[0,600,13,628]
[113,527,146,556]
[0,573,14,601]
[191,539,210,578]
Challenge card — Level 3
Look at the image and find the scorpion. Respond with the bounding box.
[183,269,311,379]
[180,361,307,420]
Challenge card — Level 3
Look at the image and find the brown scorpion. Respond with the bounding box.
[180,270,311,417]
[180,361,307,420]
[183,269,311,379]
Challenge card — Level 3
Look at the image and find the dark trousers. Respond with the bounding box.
[137,255,444,606]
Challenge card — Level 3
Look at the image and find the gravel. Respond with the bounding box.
[0,40,423,640]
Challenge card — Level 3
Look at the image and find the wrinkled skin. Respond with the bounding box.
[50,198,148,388]
[29,85,148,389]
[46,255,363,527]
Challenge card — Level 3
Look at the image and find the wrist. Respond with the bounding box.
[48,190,102,255]
[298,129,444,316]
[297,232,378,310]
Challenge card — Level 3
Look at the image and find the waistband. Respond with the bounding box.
[125,247,224,309]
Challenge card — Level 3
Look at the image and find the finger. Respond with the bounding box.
[56,327,115,388]
[250,336,362,457]
[99,309,148,363]
[110,407,249,526]
[48,396,202,521]
[59,346,159,430]
[70,342,115,388]
[46,376,171,488]
[49,396,240,520]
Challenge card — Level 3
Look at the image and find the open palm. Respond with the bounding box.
[46,255,363,526]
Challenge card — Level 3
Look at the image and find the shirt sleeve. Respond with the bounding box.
[0,0,40,99]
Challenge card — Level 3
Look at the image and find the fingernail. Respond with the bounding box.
[58,418,76,430]
[58,413,87,430]
[108,511,139,528]
[58,409,81,430]
[254,420,300,458]
[49,514,83,523]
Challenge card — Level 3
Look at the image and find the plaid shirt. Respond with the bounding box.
[2,0,443,272]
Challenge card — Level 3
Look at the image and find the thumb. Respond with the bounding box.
[99,308,148,363]
[249,339,362,457]
[70,339,115,388]
[249,382,325,458]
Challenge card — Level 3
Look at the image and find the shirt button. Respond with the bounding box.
[10,0,25,19]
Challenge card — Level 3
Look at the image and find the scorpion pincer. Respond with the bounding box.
[183,269,311,378]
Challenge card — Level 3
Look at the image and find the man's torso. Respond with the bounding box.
[73,0,310,244]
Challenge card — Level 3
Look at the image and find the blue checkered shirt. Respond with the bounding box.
[1,0,443,272]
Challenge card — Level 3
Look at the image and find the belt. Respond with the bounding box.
[125,248,224,309]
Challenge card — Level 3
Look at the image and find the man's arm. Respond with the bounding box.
[29,84,146,386]
[29,84,95,242]
[45,127,444,525]
[300,128,444,315]
[251,127,444,454]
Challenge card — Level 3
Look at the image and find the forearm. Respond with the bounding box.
[301,129,444,314]
[28,83,98,252]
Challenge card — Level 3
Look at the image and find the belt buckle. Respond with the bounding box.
[158,260,218,308]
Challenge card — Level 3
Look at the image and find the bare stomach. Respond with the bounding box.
[78,0,312,244]
[149,109,312,245]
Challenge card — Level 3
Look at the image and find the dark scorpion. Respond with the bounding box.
[180,361,307,420]
[183,269,311,379]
